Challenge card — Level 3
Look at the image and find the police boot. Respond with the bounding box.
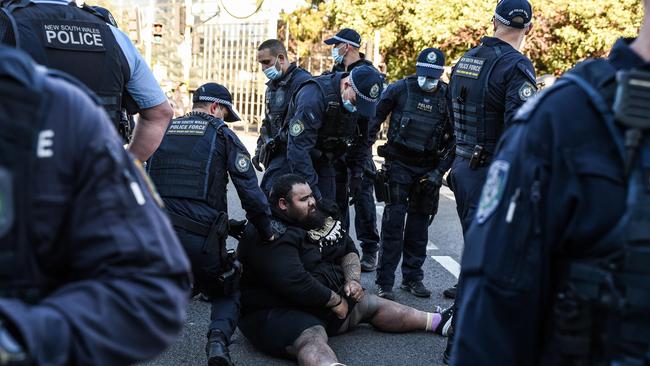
[360,251,377,272]
[205,330,233,366]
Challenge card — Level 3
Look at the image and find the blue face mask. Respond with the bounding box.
[331,45,346,65]
[263,58,283,80]
[417,76,439,92]
[342,93,357,113]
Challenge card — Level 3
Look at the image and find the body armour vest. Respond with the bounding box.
[147,112,227,209]
[548,60,650,366]
[264,66,308,139]
[303,73,358,156]
[388,76,448,153]
[2,0,130,129]
[0,47,59,303]
[450,43,516,154]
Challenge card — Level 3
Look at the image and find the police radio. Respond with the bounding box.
[613,69,650,131]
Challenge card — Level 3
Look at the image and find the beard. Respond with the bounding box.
[297,207,327,231]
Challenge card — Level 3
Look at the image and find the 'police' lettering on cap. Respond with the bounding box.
[495,0,533,29]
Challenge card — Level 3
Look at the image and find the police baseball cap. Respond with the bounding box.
[324,28,361,48]
[494,0,533,29]
[193,83,240,122]
[349,65,383,119]
[416,48,445,79]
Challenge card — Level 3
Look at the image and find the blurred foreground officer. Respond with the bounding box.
[445,0,536,301]
[0,46,190,366]
[369,48,454,300]
[148,83,274,366]
[0,0,173,161]
[254,39,311,194]
[325,27,381,272]
[453,4,650,365]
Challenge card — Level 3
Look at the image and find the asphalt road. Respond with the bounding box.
[142,135,464,366]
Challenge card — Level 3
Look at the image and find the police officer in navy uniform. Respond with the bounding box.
[254,39,311,194]
[147,83,274,366]
[445,0,537,300]
[325,28,382,272]
[0,45,191,365]
[368,48,454,300]
[452,2,650,363]
[0,0,174,162]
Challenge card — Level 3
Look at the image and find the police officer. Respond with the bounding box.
[263,65,383,224]
[0,0,173,161]
[325,28,381,272]
[452,4,650,364]
[254,38,311,195]
[147,83,274,366]
[368,48,454,300]
[0,45,191,365]
[445,0,537,300]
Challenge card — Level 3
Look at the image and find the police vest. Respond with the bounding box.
[388,76,448,153]
[264,66,307,139]
[0,47,71,303]
[547,60,650,366]
[305,74,359,156]
[449,43,517,154]
[148,112,227,210]
[2,0,130,131]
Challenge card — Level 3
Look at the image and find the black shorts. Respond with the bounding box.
[239,302,357,359]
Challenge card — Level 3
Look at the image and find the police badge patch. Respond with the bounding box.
[370,84,380,99]
[518,82,535,101]
[426,51,437,63]
[289,120,304,136]
[235,153,251,173]
[476,160,510,224]
[0,167,14,237]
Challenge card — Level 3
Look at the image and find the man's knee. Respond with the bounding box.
[287,325,328,355]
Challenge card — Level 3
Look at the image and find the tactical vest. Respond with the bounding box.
[264,66,306,139]
[147,112,227,210]
[548,60,650,366]
[306,73,359,156]
[387,76,448,153]
[2,0,130,131]
[450,43,517,154]
[0,47,56,303]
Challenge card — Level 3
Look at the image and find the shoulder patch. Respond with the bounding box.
[518,82,536,102]
[235,152,251,173]
[476,160,510,224]
[289,120,305,137]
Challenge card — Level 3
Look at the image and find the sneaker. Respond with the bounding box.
[434,306,454,337]
[443,284,458,299]
[360,252,377,272]
[400,280,432,298]
[376,285,395,300]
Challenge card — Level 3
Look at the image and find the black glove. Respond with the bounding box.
[318,198,341,220]
[420,170,444,196]
[228,219,247,240]
[348,175,363,205]
[0,319,29,366]
[251,155,263,172]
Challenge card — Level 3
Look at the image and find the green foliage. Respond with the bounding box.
[283,0,644,80]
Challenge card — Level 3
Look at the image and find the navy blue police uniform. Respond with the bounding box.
[147,83,273,364]
[452,38,650,365]
[369,48,455,296]
[1,0,168,141]
[257,63,311,195]
[331,52,382,266]
[0,46,191,365]
[266,66,382,221]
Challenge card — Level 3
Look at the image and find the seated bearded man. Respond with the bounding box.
[237,174,453,366]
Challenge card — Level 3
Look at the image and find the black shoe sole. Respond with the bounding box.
[399,284,431,298]
[208,356,233,366]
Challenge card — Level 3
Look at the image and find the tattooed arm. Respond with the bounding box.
[340,252,361,283]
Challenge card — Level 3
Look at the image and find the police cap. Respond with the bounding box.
[416,47,445,79]
[495,0,533,29]
[349,65,382,119]
[193,83,240,122]
[324,28,361,48]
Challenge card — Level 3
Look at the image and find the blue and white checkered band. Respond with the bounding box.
[494,12,532,27]
[349,75,379,103]
[332,35,360,48]
[196,96,233,108]
[416,62,444,70]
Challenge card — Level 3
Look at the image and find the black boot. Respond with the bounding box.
[443,331,453,364]
[206,330,233,366]
[360,251,377,272]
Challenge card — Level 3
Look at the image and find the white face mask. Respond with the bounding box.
[417,76,439,92]
[331,44,347,64]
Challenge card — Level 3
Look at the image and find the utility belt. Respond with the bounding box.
[259,137,286,168]
[168,211,241,296]
[377,144,438,168]
[456,145,492,169]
